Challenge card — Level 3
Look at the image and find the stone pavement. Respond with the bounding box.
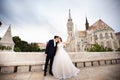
[44,64,120,80]
[0,64,120,80]
[0,72,44,80]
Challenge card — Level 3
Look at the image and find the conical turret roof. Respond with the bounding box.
[0,25,14,45]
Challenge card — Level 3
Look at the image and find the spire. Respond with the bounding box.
[67,9,74,37]
[86,17,88,23]
[69,9,71,19]
[85,17,89,30]
[0,24,14,45]
[68,9,72,21]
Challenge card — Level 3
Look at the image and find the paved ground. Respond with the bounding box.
[0,71,44,80]
[0,64,120,80]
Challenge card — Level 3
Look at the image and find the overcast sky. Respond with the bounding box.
[0,0,120,43]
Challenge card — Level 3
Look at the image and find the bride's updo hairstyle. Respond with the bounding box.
[59,37,62,42]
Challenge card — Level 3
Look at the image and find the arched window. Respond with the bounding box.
[114,41,118,49]
[105,33,109,39]
[100,33,103,39]
[110,33,113,39]
[106,41,112,48]
[94,35,98,40]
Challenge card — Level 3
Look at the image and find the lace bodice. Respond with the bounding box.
[57,43,63,48]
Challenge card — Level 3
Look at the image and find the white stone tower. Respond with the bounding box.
[65,9,75,52]
[0,25,15,51]
[67,9,74,39]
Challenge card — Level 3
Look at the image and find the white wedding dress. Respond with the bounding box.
[52,43,79,79]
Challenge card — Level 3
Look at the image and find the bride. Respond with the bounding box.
[52,37,79,79]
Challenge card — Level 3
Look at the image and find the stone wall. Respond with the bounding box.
[0,52,120,73]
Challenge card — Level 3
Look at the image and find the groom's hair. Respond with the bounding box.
[54,36,59,39]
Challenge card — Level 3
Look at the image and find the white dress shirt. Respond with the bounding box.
[54,39,56,47]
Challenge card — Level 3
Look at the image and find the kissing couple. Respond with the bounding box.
[44,36,79,79]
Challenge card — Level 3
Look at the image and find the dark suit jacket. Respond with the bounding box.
[45,39,57,57]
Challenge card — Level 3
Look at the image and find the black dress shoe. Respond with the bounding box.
[44,73,46,76]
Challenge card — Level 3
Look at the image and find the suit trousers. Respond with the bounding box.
[44,55,54,73]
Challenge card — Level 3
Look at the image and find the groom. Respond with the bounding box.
[44,36,59,76]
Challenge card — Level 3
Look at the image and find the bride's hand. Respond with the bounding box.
[44,54,47,56]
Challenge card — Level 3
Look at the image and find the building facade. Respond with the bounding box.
[65,10,119,52]
[115,32,120,47]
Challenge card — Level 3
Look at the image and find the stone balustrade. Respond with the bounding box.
[0,52,120,73]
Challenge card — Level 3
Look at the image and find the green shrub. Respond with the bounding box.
[0,45,12,50]
[116,48,120,52]
[87,43,113,52]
